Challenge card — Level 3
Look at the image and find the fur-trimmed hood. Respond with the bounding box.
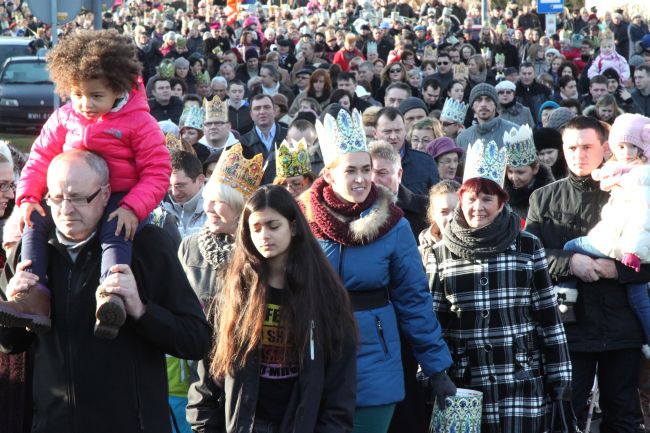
[299,180,403,245]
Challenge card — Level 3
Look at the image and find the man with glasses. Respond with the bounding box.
[495,79,535,128]
[432,52,454,94]
[0,150,209,432]
[199,95,238,155]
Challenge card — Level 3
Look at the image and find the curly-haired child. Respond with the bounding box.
[0,29,171,339]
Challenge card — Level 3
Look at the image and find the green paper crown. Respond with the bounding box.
[276,139,312,178]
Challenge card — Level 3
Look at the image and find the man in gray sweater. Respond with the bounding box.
[456,83,518,152]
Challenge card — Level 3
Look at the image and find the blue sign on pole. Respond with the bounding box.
[538,0,564,14]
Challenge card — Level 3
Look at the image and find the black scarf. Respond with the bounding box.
[197,227,234,269]
[443,204,521,260]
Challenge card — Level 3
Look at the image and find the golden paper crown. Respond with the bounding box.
[276,139,312,178]
[210,143,263,198]
[165,132,184,152]
[204,96,228,122]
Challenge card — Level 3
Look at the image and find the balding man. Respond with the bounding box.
[0,150,209,433]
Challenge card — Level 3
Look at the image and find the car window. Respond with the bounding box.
[1,61,51,84]
[0,45,32,69]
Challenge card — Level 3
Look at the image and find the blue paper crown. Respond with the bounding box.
[463,139,508,187]
[440,98,468,124]
[504,125,537,168]
[316,109,368,166]
[180,106,204,131]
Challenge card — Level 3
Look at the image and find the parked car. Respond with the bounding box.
[0,36,33,68]
[0,56,54,131]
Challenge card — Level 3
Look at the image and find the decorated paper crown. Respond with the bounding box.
[159,60,175,79]
[197,70,210,86]
[481,47,492,59]
[276,139,312,178]
[463,138,508,187]
[210,143,263,198]
[315,109,368,166]
[440,98,468,124]
[423,45,436,59]
[176,36,187,49]
[494,53,506,64]
[503,125,537,168]
[204,96,228,122]
[180,106,204,131]
[165,132,185,152]
[559,29,571,42]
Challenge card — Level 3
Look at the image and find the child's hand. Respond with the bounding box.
[6,260,39,298]
[19,201,46,231]
[107,207,139,241]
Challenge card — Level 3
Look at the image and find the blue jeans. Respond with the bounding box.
[564,237,650,343]
[22,192,144,283]
[169,396,192,433]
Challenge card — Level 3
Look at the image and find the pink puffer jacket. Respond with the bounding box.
[17,83,170,221]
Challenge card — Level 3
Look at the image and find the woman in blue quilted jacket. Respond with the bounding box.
[299,108,455,433]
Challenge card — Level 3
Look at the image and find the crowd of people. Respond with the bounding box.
[1,0,650,432]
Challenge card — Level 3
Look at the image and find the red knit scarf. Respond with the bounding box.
[305,177,403,246]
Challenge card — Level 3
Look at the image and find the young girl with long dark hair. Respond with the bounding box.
[187,185,357,433]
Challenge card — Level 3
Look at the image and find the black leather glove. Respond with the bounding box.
[549,387,582,433]
[428,371,457,410]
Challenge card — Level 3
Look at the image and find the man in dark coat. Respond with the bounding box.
[148,77,184,124]
[526,116,650,433]
[240,94,288,160]
[516,62,551,122]
[0,150,210,433]
[369,143,429,433]
[374,108,439,195]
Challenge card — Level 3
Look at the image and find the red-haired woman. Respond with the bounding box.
[424,175,576,433]
[288,69,333,116]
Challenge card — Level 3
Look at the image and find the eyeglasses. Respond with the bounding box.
[389,68,402,73]
[46,186,106,207]
[0,182,16,192]
[437,61,449,65]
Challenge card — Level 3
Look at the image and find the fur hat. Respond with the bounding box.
[533,127,563,151]
[609,113,650,156]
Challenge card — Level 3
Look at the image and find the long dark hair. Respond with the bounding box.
[210,185,356,378]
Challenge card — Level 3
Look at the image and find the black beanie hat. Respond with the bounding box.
[533,127,563,151]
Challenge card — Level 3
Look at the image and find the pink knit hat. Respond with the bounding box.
[609,113,650,156]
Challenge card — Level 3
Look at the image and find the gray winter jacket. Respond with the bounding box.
[498,102,535,129]
[456,117,519,152]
